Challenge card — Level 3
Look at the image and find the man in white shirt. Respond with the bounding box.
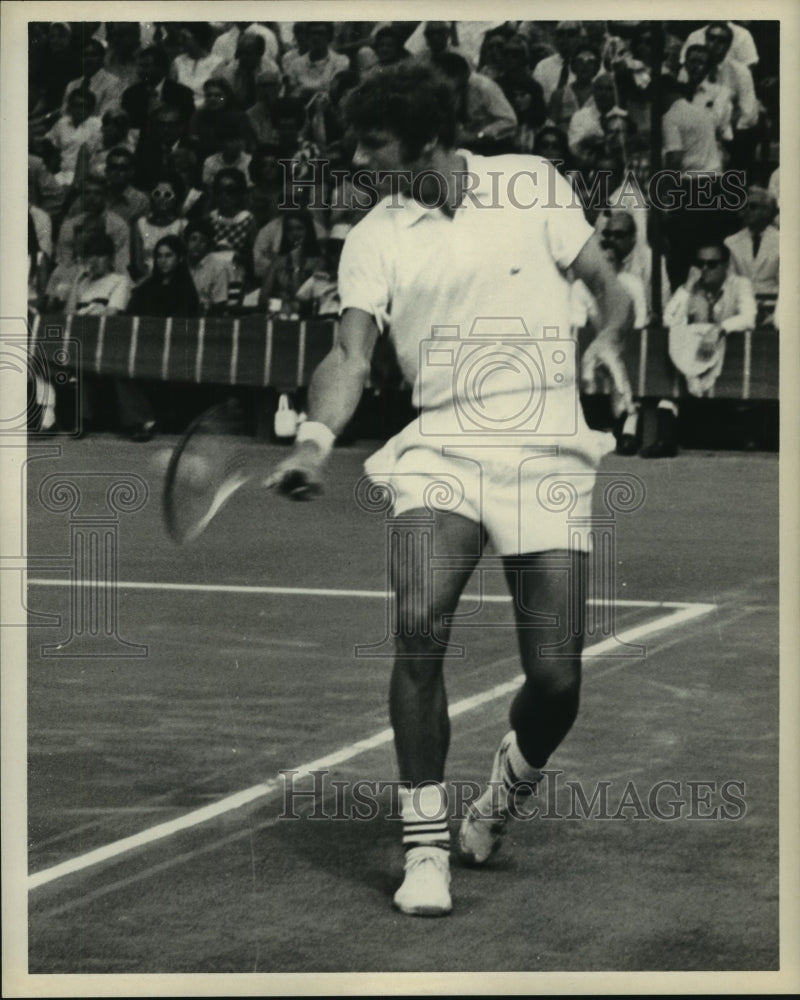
[284,22,349,103]
[681,44,734,159]
[62,38,124,118]
[265,61,633,918]
[680,21,759,69]
[533,21,582,104]
[662,77,723,175]
[45,89,103,186]
[724,185,779,304]
[701,21,759,176]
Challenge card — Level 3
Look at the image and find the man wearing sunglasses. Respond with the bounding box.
[653,242,757,453]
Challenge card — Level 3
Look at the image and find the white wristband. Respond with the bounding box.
[295,420,335,456]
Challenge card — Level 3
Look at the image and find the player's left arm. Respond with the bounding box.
[571,234,635,414]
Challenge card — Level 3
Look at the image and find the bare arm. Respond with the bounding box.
[571,234,634,415]
[264,307,379,495]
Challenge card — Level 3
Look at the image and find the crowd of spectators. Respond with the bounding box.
[27,19,780,438]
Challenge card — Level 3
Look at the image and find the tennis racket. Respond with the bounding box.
[163,399,322,545]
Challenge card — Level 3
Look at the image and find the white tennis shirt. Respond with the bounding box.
[338,150,594,424]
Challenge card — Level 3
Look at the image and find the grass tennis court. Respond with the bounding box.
[21,437,779,977]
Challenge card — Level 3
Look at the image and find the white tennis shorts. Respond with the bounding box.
[363,398,615,556]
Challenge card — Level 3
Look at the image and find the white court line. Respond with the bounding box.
[27,578,693,609]
[27,598,714,892]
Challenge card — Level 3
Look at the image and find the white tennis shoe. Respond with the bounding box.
[393,846,452,917]
[458,732,514,866]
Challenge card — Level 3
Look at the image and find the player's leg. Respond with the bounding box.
[459,550,586,864]
[389,507,482,916]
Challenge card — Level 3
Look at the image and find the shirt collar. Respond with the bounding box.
[399,149,494,227]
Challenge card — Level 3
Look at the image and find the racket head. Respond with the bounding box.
[163,398,252,545]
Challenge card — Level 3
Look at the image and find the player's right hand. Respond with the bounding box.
[263,442,326,500]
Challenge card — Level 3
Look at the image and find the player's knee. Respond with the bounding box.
[529,656,582,702]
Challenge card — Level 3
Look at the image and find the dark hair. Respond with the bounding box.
[278,210,320,255]
[432,51,471,81]
[182,22,214,52]
[183,219,215,245]
[571,43,601,66]
[105,146,135,167]
[684,44,710,61]
[706,21,733,44]
[533,125,569,157]
[374,24,402,43]
[139,45,171,75]
[203,76,237,106]
[237,32,266,56]
[213,167,248,195]
[307,21,334,38]
[344,61,457,156]
[273,96,306,127]
[248,144,280,181]
[68,86,97,110]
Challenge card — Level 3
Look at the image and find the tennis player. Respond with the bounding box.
[266,62,633,916]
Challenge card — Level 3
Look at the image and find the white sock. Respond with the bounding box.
[399,783,450,853]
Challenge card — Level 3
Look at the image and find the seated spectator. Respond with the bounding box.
[205,168,257,280]
[433,51,517,156]
[62,38,123,118]
[35,21,82,113]
[532,125,573,174]
[246,146,284,228]
[284,22,349,103]
[307,69,360,156]
[64,232,131,315]
[281,22,310,78]
[172,23,225,108]
[768,167,779,227]
[595,209,671,323]
[567,72,620,158]
[73,108,137,182]
[104,22,143,92]
[253,207,328,281]
[212,22,281,66]
[189,77,254,165]
[121,45,195,131]
[478,29,511,81]
[681,21,759,70]
[245,65,284,146]
[496,36,547,153]
[217,31,280,110]
[44,87,102,186]
[133,102,197,192]
[28,152,66,221]
[296,224,351,318]
[55,173,130,274]
[548,44,601,133]
[413,21,459,63]
[132,176,188,278]
[44,216,104,311]
[201,118,252,192]
[185,220,231,315]
[533,21,582,104]
[257,210,322,313]
[167,147,206,220]
[93,147,149,224]
[664,241,756,396]
[724,186,779,320]
[128,234,200,316]
[371,24,411,68]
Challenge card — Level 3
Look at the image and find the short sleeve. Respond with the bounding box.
[108,274,132,312]
[542,166,594,270]
[336,219,391,330]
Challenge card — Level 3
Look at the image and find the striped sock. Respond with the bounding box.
[399,783,450,853]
